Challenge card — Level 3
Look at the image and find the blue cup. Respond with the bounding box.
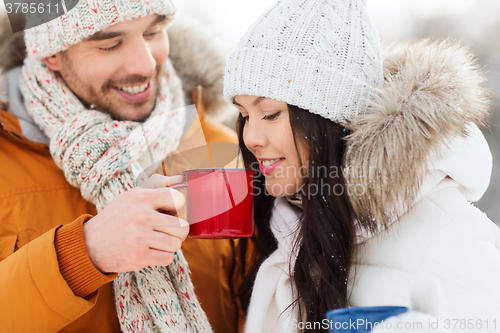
[326,306,408,332]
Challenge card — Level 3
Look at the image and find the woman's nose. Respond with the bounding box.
[243,118,268,150]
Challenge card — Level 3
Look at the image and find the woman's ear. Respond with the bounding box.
[42,54,62,72]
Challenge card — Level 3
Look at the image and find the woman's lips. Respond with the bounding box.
[112,80,152,103]
[259,158,285,174]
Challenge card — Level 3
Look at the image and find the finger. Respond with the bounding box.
[140,174,164,189]
[140,174,184,189]
[146,250,175,267]
[152,216,190,241]
[165,175,185,187]
[145,187,186,212]
[147,231,184,253]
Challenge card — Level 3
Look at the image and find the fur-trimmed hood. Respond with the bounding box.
[0,11,231,117]
[344,39,492,227]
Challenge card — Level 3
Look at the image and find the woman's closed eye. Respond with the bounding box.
[262,111,281,121]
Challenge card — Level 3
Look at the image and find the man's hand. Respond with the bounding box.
[83,175,188,273]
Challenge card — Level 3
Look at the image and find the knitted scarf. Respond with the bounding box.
[244,197,301,333]
[19,55,212,333]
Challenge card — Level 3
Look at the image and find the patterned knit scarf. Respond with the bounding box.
[19,55,212,333]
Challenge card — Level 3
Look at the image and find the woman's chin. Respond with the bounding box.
[265,183,300,198]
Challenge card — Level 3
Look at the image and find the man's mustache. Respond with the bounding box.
[104,65,162,88]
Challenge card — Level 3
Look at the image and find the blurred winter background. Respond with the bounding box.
[173,0,500,224]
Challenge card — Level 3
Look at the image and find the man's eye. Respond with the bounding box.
[100,42,120,52]
[262,111,281,121]
[145,27,164,37]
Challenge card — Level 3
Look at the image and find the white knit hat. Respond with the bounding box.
[24,0,176,59]
[224,0,383,122]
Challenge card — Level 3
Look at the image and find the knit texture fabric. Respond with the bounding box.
[223,0,383,122]
[19,56,186,212]
[19,54,212,332]
[115,252,213,333]
[24,0,176,58]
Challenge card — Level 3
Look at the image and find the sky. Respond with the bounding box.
[172,0,482,47]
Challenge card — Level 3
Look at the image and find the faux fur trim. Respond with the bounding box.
[343,39,491,227]
[0,11,231,116]
[168,12,232,117]
[0,13,25,75]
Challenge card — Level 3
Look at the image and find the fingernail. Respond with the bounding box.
[170,190,186,210]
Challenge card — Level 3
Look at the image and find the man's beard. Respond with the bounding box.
[59,53,163,122]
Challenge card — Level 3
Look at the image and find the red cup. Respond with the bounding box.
[170,168,255,239]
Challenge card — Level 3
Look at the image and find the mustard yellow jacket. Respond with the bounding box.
[0,98,240,333]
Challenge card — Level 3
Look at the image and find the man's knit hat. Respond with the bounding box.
[224,0,383,122]
[24,0,175,59]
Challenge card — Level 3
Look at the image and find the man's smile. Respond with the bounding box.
[111,80,153,103]
[115,82,149,95]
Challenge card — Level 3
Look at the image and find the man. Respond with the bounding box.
[0,1,239,332]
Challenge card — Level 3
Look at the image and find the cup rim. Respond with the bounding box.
[326,306,408,317]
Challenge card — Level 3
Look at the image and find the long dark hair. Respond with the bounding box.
[236,104,357,332]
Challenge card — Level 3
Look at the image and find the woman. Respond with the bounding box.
[223,0,500,332]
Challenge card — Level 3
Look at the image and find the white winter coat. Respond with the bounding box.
[245,40,500,333]
[349,124,500,332]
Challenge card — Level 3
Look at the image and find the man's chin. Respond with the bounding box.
[99,99,156,122]
[113,107,154,122]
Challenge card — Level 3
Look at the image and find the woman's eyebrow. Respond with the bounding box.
[252,97,265,106]
[232,97,266,107]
